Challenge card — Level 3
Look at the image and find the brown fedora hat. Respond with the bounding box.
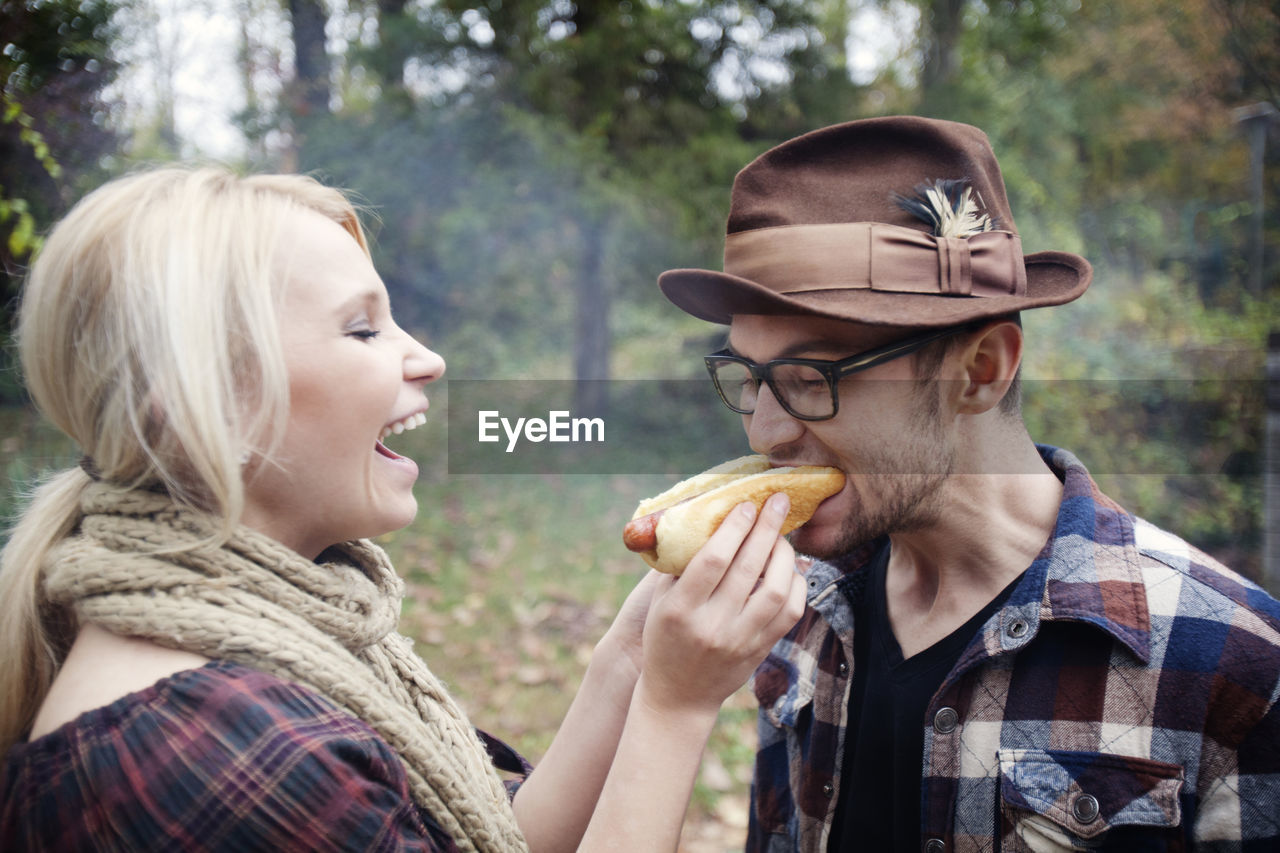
[659,116,1091,328]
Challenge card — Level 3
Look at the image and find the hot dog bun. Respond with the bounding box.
[625,454,845,575]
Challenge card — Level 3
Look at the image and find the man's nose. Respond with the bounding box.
[745,382,805,455]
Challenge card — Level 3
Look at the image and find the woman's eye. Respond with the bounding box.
[348,328,381,340]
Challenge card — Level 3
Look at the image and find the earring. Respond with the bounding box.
[239,449,251,465]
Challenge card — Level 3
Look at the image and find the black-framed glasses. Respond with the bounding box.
[704,325,969,421]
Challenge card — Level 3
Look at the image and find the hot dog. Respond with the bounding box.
[623,455,845,575]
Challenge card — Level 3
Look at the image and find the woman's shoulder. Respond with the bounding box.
[27,623,212,738]
[11,656,411,779]
[4,659,439,851]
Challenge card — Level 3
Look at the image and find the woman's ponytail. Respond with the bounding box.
[0,468,93,752]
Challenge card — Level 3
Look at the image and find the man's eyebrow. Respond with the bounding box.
[724,337,854,361]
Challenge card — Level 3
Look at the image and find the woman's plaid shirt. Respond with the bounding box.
[747,446,1280,852]
[2,661,530,851]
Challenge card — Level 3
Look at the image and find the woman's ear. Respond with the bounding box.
[956,321,1022,415]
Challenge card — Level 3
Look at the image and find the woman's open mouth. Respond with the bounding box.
[375,411,428,463]
[375,440,403,460]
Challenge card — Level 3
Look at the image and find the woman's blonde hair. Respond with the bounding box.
[0,166,370,751]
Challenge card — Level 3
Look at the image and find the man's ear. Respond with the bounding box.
[955,321,1022,415]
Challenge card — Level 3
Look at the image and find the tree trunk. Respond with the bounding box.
[374,0,410,93]
[574,217,611,417]
[920,0,967,99]
[1266,331,1280,595]
[288,0,330,116]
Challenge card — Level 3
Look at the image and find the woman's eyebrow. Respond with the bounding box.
[333,288,385,316]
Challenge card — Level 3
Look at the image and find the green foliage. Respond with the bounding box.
[1,93,63,260]
[1022,269,1272,579]
[307,0,855,389]
[0,194,38,261]
[3,96,62,178]
[1,0,120,404]
[900,0,1270,293]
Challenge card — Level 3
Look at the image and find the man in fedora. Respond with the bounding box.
[657,116,1280,852]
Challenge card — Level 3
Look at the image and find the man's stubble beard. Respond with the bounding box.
[818,465,953,559]
[801,384,956,561]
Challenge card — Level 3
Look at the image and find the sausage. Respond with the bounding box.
[622,510,664,553]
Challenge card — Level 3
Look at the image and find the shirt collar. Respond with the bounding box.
[801,445,1152,664]
[1020,444,1152,662]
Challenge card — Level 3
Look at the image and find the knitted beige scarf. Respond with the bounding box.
[42,482,528,853]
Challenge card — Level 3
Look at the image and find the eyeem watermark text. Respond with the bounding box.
[478,410,605,452]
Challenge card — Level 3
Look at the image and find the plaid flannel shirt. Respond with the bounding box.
[748,446,1280,853]
[2,660,529,851]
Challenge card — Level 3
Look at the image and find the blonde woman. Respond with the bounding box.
[0,167,805,852]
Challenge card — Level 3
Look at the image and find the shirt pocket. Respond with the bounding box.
[998,748,1184,852]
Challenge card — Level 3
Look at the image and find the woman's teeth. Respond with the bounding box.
[380,412,426,441]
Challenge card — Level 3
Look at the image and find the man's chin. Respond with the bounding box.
[790,516,886,563]
[789,525,849,562]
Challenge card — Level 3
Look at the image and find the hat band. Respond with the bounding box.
[723,222,1027,298]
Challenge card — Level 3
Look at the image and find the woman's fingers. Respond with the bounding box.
[741,534,804,640]
[637,493,808,714]
[667,500,760,605]
[713,492,791,607]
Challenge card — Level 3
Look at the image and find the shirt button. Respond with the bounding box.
[924,839,946,853]
[1006,618,1030,639]
[1073,794,1100,824]
[933,706,959,734]
[822,781,834,798]
[838,661,849,677]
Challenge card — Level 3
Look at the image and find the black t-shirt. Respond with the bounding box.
[827,544,1020,852]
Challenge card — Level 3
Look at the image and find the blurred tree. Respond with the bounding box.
[919,0,964,102]
[936,0,1273,578]
[1215,0,1279,108]
[869,0,1272,294]
[428,0,841,398]
[269,0,330,167]
[288,0,328,114]
[231,0,290,165]
[368,0,412,101]
[302,0,856,398]
[1,0,119,402]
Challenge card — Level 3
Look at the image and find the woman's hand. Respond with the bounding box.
[636,492,806,719]
[596,492,805,709]
[568,493,806,853]
[594,568,660,687]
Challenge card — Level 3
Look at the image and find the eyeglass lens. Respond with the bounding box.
[712,361,833,418]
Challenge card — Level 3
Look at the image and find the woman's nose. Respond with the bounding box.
[406,336,446,385]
